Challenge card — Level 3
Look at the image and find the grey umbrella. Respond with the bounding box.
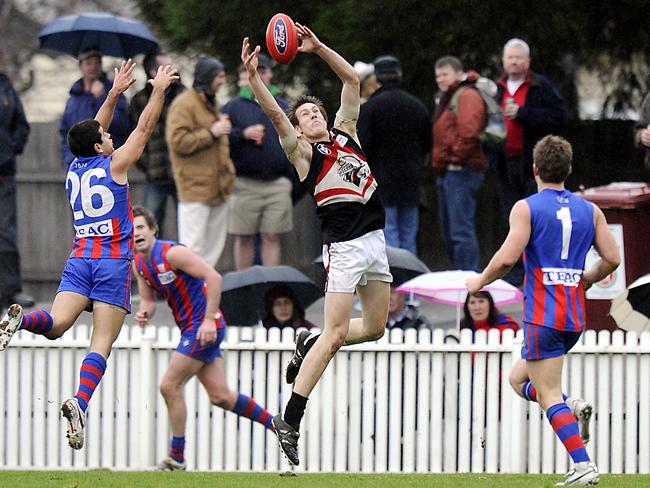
[220,265,323,326]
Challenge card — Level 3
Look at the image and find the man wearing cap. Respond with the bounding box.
[353,61,379,103]
[59,48,131,169]
[358,55,431,255]
[221,54,293,269]
[166,55,235,268]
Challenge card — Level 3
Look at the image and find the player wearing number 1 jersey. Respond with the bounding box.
[467,135,619,486]
[0,60,179,451]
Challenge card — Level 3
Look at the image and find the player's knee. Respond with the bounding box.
[325,331,346,356]
[509,375,522,394]
[368,325,385,341]
[208,388,231,408]
[159,381,179,399]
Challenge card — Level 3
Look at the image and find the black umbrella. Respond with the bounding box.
[609,274,650,332]
[38,12,158,59]
[220,265,323,326]
[313,245,429,286]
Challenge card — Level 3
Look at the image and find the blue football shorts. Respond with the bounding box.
[176,315,227,364]
[57,257,132,313]
[521,322,582,360]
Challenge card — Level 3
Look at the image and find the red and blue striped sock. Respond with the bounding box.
[547,402,590,463]
[231,393,274,430]
[74,352,107,413]
[521,381,568,403]
[19,310,53,335]
[169,436,185,463]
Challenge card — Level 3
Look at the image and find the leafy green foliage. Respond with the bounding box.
[134,0,650,117]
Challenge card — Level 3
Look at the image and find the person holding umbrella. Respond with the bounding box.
[242,24,392,466]
[466,135,620,486]
[0,59,178,451]
[59,48,131,169]
[131,206,275,470]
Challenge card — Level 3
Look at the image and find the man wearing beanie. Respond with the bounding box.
[166,55,236,268]
[222,54,294,270]
[358,55,431,256]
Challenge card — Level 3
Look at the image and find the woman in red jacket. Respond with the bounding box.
[461,290,519,335]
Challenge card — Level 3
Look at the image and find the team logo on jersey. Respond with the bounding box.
[74,218,114,238]
[541,267,583,287]
[157,270,177,285]
[556,195,569,204]
[337,154,370,187]
[316,144,331,155]
[335,134,349,147]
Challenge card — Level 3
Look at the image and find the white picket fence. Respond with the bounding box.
[0,325,648,473]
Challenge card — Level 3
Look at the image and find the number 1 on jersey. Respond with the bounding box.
[556,206,572,260]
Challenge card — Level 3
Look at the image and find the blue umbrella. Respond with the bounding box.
[38,12,158,59]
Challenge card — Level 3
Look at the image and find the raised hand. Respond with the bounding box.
[111,59,137,94]
[296,23,323,54]
[149,64,179,91]
[241,37,260,75]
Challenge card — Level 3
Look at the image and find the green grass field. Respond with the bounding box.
[2,471,649,488]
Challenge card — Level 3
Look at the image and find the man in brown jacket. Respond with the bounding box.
[166,56,235,268]
[432,56,486,272]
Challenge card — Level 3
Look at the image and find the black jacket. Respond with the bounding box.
[0,73,29,175]
[358,84,431,206]
[496,71,567,176]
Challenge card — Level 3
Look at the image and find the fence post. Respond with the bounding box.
[509,336,525,473]
[138,325,156,468]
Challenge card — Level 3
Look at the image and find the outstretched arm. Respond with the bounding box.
[295,23,360,138]
[241,37,311,179]
[111,65,179,182]
[466,200,531,293]
[95,59,136,130]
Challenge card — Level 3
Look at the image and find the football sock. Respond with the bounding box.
[19,310,53,335]
[74,352,107,413]
[521,381,568,403]
[284,391,308,431]
[547,402,590,463]
[231,393,274,430]
[169,436,185,463]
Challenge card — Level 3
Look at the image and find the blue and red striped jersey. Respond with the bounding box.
[522,189,595,332]
[66,155,134,259]
[134,240,224,332]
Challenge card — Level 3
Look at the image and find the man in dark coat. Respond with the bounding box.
[495,38,567,285]
[59,48,130,169]
[0,71,33,310]
[358,55,431,255]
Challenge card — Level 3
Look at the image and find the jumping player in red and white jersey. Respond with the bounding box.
[132,206,275,471]
[0,60,178,450]
[241,26,391,465]
[467,135,620,486]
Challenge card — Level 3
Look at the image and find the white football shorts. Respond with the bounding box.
[322,229,393,293]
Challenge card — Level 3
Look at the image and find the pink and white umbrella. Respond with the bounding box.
[396,270,522,329]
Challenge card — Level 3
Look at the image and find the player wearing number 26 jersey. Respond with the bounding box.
[67,154,134,260]
[59,153,134,312]
[522,189,594,333]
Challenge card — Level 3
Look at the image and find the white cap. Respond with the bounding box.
[353,61,374,83]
